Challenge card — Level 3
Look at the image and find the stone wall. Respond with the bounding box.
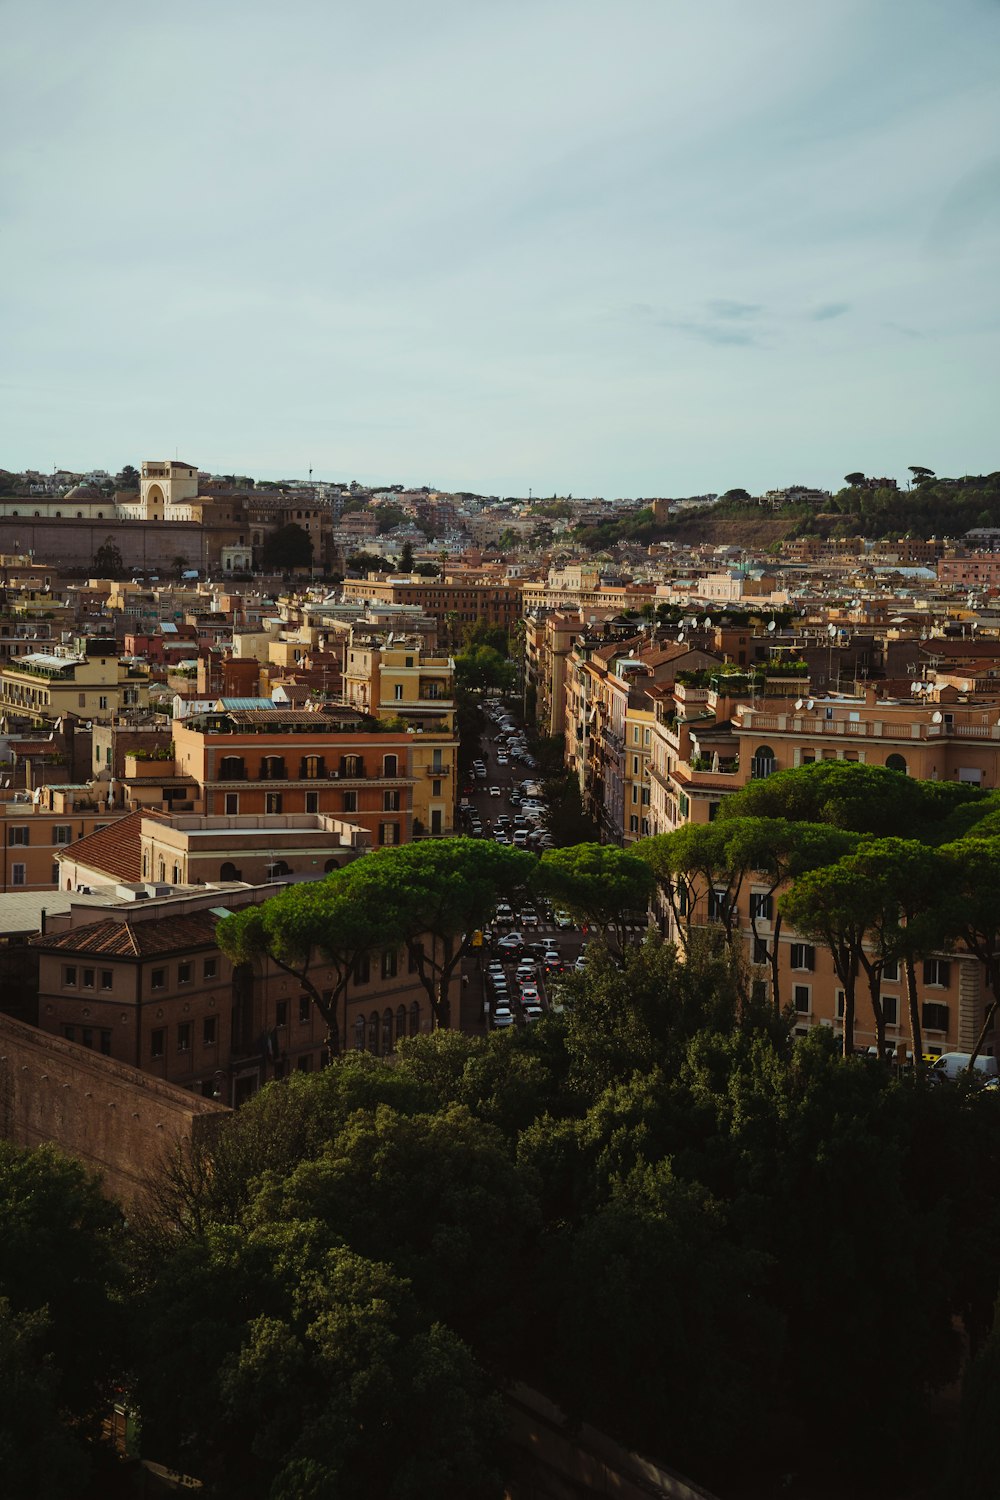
[0,1014,229,1208]
[0,519,234,571]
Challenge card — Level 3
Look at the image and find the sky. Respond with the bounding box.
[2,0,999,498]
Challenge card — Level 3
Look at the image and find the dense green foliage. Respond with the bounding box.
[262,522,313,570]
[10,931,1000,1496]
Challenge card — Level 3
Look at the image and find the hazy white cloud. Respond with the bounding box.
[1,0,998,493]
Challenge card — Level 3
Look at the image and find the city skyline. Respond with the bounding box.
[3,0,999,497]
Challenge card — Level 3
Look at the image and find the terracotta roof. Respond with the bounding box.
[32,909,220,958]
[61,808,165,884]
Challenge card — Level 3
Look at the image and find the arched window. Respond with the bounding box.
[301,754,325,780]
[324,858,340,874]
[219,755,245,781]
[886,753,907,774]
[383,753,398,777]
[382,1008,394,1054]
[220,861,241,881]
[409,1000,421,1037]
[157,858,165,882]
[260,754,286,781]
[172,863,181,884]
[354,1016,366,1050]
[142,852,149,878]
[341,754,364,778]
[751,744,777,780]
[396,1003,407,1040]
[267,859,290,879]
[368,1011,380,1054]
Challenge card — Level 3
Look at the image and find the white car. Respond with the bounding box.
[492,1008,516,1030]
[497,753,509,765]
[554,910,574,929]
[515,962,538,983]
[520,907,539,928]
[489,785,501,797]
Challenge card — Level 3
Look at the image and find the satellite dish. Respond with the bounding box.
[910,682,921,695]
[677,631,685,643]
[703,617,711,629]
[794,698,804,710]
[827,624,837,638]
[806,698,815,710]
[932,710,943,724]
[767,620,776,633]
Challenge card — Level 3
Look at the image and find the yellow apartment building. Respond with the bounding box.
[343,635,457,838]
[0,642,149,727]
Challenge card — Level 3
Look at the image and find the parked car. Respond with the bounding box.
[929,1052,1000,1084]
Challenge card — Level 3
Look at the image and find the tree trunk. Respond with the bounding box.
[770,913,783,1014]
[861,959,886,1060]
[905,953,923,1074]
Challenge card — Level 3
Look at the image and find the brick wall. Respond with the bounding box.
[0,1014,229,1208]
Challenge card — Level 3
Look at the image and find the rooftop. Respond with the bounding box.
[32,909,221,958]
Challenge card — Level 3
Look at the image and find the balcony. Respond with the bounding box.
[424,765,450,775]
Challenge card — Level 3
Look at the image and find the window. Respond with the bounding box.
[409,1000,420,1037]
[64,965,77,987]
[341,754,364,778]
[381,950,398,979]
[790,943,815,971]
[750,745,777,779]
[353,954,371,985]
[305,790,319,814]
[224,792,239,815]
[203,1016,217,1046]
[383,788,401,812]
[379,822,400,846]
[354,1016,366,1050]
[261,755,286,781]
[82,1028,93,1049]
[629,814,639,833]
[9,826,29,846]
[342,791,358,813]
[178,962,192,984]
[793,985,811,1013]
[98,696,108,711]
[275,999,288,1028]
[11,863,25,887]
[923,1001,949,1032]
[62,1024,75,1042]
[753,936,769,965]
[177,1022,191,1053]
[708,888,731,923]
[383,753,398,776]
[151,967,166,990]
[219,755,245,781]
[397,1003,407,1040]
[51,863,59,884]
[883,993,899,1025]
[368,1011,380,1053]
[382,1008,394,1054]
[151,1028,165,1059]
[53,825,72,845]
[82,968,95,989]
[297,1055,311,1072]
[204,957,217,979]
[394,683,404,700]
[99,1029,111,1056]
[882,958,899,982]
[923,959,951,988]
[300,755,325,779]
[836,989,846,1019]
[265,792,283,815]
[750,892,774,922]
[101,970,113,990]
[299,994,311,1023]
[886,754,907,774]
